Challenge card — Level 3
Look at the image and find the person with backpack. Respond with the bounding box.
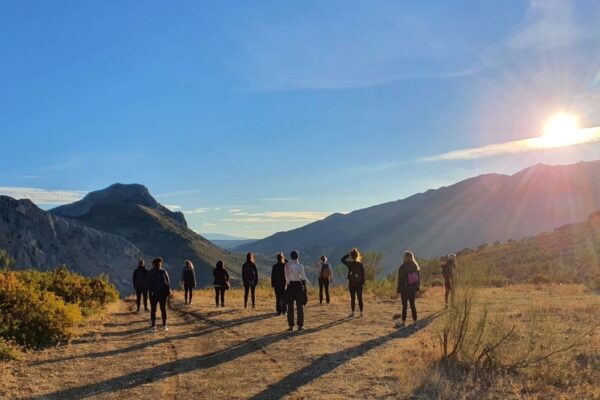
[181,260,196,305]
[132,260,149,312]
[317,256,332,305]
[396,251,420,328]
[341,248,366,317]
[145,257,171,332]
[242,253,259,309]
[271,252,287,315]
[285,250,308,331]
[441,253,457,308]
[213,260,230,307]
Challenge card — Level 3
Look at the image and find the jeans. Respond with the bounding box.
[149,294,168,326]
[286,282,304,327]
[319,278,330,304]
[274,285,287,314]
[135,287,148,311]
[244,283,256,308]
[215,287,225,306]
[349,283,363,312]
[400,288,417,322]
[184,283,193,304]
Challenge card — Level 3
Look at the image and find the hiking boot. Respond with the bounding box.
[297,326,304,332]
[395,320,405,328]
[144,308,149,312]
[150,326,157,333]
[360,311,364,318]
[349,311,355,318]
[288,326,294,332]
[163,325,169,332]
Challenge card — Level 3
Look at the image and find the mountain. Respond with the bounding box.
[0,196,143,293]
[455,210,600,286]
[51,183,243,286]
[236,160,600,272]
[203,233,253,241]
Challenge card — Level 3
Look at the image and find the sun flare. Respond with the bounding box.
[540,112,580,148]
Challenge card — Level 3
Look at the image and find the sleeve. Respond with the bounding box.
[192,269,196,287]
[164,270,170,288]
[360,263,366,284]
[132,270,137,286]
[225,270,230,281]
[341,254,351,268]
[253,263,259,282]
[271,265,276,287]
[213,268,217,278]
[301,264,308,282]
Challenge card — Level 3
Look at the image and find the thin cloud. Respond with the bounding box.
[420,127,600,162]
[202,222,217,227]
[156,190,202,198]
[184,208,209,214]
[163,204,181,211]
[228,209,242,213]
[0,187,86,205]
[223,211,334,224]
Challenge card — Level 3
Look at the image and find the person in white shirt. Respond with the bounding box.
[284,250,307,332]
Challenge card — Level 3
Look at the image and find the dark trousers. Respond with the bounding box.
[215,287,225,306]
[150,294,168,327]
[244,283,256,308]
[349,283,363,312]
[444,276,453,305]
[184,283,193,304]
[135,287,148,311]
[286,282,304,327]
[400,288,417,322]
[318,278,330,304]
[274,285,287,314]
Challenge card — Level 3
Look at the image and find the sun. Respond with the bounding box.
[540,112,580,148]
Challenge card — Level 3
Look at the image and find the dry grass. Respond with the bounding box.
[0,285,598,399]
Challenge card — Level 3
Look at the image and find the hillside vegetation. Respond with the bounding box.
[0,263,118,358]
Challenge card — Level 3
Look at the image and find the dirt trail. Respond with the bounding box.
[4,286,593,399]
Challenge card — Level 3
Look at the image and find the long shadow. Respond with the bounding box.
[26,317,351,400]
[248,313,441,400]
[30,311,277,367]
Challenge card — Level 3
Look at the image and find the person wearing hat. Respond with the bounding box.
[441,253,457,307]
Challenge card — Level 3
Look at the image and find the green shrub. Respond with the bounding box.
[0,271,83,347]
[0,337,20,361]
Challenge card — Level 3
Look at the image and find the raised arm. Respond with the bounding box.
[341,254,351,268]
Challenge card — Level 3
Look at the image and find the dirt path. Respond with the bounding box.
[3,286,596,399]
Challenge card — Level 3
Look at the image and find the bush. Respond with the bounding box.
[0,337,20,361]
[0,271,83,347]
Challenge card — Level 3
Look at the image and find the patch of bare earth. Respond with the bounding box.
[1,285,599,399]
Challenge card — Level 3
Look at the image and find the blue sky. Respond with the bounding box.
[1,1,599,238]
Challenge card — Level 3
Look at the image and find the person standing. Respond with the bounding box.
[213,260,230,307]
[132,260,149,312]
[271,252,287,315]
[341,248,365,317]
[146,257,171,332]
[285,250,307,331]
[441,254,457,307]
[396,251,420,328]
[181,260,196,305]
[242,253,259,309]
[317,256,332,305]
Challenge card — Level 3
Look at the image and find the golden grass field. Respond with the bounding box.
[1,284,599,399]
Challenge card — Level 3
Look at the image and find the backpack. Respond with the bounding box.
[154,269,170,296]
[243,263,256,285]
[407,271,420,287]
[320,263,331,279]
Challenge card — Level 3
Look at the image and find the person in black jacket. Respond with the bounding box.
[341,248,366,318]
[132,260,149,312]
[181,260,196,305]
[242,253,259,309]
[317,256,332,305]
[146,257,171,332]
[271,252,287,315]
[396,251,420,328]
[213,260,230,307]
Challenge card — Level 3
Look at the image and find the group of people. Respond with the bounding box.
[132,247,457,333]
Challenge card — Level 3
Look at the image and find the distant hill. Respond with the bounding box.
[51,184,244,287]
[237,161,600,273]
[212,239,257,251]
[455,211,600,286]
[0,196,143,293]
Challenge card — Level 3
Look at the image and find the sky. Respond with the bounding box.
[1,0,600,239]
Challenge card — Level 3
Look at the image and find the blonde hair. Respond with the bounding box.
[185,260,194,269]
[350,248,361,262]
[404,251,420,270]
